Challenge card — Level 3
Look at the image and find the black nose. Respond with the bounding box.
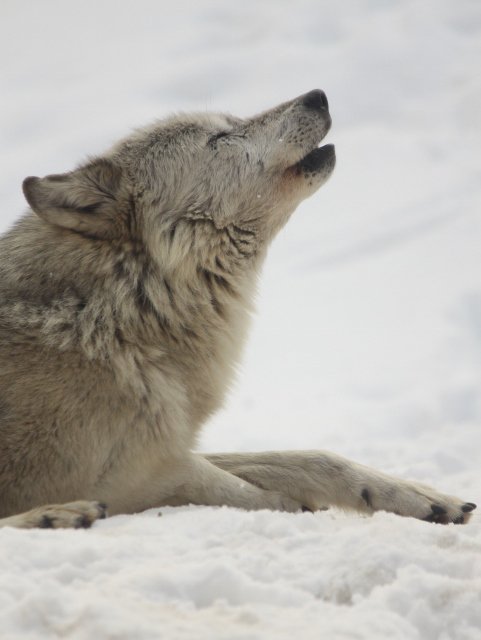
[302,89,329,111]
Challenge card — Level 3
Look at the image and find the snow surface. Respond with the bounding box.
[1,0,480,638]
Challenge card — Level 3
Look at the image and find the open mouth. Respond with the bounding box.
[295,143,336,174]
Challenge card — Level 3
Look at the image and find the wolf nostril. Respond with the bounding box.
[302,89,329,111]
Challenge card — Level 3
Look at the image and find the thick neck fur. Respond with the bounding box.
[0,212,260,426]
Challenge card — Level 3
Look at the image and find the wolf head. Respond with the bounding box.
[23,90,335,272]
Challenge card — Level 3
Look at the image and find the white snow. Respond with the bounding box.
[1,0,480,638]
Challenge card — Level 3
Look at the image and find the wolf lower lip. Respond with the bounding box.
[297,144,335,172]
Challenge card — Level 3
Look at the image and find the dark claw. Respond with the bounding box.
[301,505,314,513]
[461,502,477,513]
[40,515,54,529]
[453,515,465,525]
[431,504,447,516]
[423,504,450,524]
[75,514,92,529]
[97,503,108,519]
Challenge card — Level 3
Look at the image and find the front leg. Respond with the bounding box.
[155,454,304,512]
[205,451,477,524]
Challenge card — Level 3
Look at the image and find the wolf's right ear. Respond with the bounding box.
[22,158,125,239]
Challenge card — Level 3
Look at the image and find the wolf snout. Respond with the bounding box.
[302,89,329,111]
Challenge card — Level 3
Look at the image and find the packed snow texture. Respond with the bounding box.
[1,0,480,638]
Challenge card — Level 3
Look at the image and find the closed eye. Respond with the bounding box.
[208,131,230,147]
[207,130,246,148]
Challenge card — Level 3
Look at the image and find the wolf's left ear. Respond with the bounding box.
[22,158,125,239]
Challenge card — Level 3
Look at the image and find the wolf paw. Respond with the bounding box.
[28,500,107,529]
[361,481,476,525]
[421,500,476,525]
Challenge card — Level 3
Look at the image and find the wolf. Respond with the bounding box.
[0,90,475,529]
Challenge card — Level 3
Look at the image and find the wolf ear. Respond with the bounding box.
[22,158,124,239]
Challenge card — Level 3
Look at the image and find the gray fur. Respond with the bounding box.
[0,91,475,528]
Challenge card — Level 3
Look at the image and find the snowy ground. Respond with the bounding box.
[1,1,481,638]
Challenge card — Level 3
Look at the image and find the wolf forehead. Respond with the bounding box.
[111,111,247,176]
[123,112,244,144]
[112,91,331,167]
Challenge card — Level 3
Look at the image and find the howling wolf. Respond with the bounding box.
[0,90,475,528]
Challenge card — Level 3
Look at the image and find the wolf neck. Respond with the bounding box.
[134,215,264,351]
[132,249,260,427]
[139,249,260,351]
